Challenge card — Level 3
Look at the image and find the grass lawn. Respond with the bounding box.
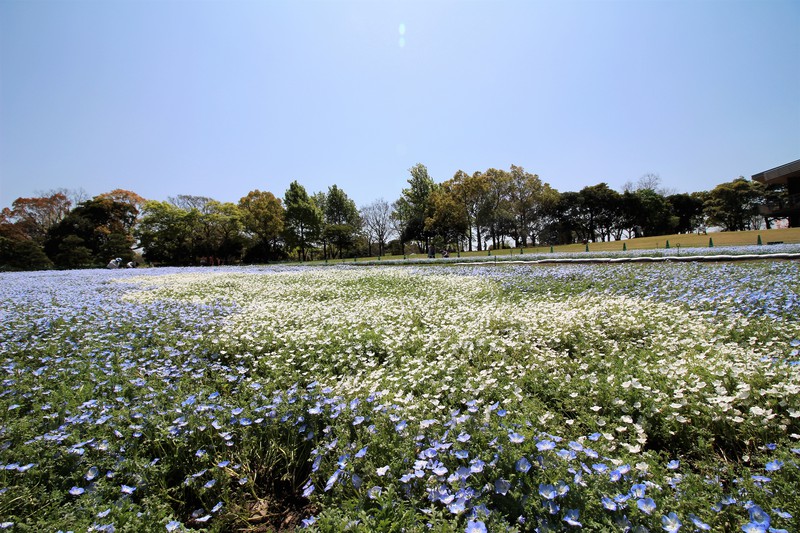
[305,227,800,264]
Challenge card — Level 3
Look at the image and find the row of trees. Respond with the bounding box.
[393,166,778,254]
[0,166,788,270]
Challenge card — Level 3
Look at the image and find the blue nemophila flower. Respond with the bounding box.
[211,502,223,513]
[454,450,469,459]
[495,478,511,495]
[688,514,710,530]
[457,432,471,442]
[661,512,681,532]
[355,446,368,458]
[69,486,85,496]
[302,483,314,498]
[556,480,570,497]
[98,509,111,518]
[448,497,467,515]
[376,465,390,476]
[469,459,485,473]
[564,509,582,527]
[516,457,531,473]
[637,498,656,515]
[601,497,617,511]
[421,447,438,459]
[300,516,316,527]
[353,416,364,425]
[121,484,136,494]
[666,460,680,470]
[751,475,771,483]
[630,483,647,498]
[165,521,181,532]
[432,463,448,476]
[465,520,487,533]
[740,524,766,533]
[772,509,792,519]
[557,449,576,460]
[324,469,342,492]
[509,432,524,443]
[765,460,783,472]
[568,441,583,452]
[748,505,770,528]
[368,486,382,499]
[539,483,557,500]
[203,479,216,489]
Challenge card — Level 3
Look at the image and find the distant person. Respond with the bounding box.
[106,258,122,269]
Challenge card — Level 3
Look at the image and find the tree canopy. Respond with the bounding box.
[1,166,790,270]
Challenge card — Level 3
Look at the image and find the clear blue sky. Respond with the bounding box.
[1,0,798,209]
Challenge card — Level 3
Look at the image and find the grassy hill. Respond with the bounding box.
[314,228,800,264]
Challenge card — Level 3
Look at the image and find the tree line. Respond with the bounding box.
[0,165,788,270]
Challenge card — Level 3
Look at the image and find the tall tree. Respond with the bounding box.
[479,168,514,249]
[196,201,246,264]
[283,181,323,261]
[425,181,469,251]
[322,185,361,259]
[667,192,706,234]
[2,193,72,242]
[136,201,197,265]
[457,170,492,251]
[45,197,138,268]
[393,164,437,252]
[360,198,393,257]
[507,165,558,247]
[239,190,284,260]
[704,177,765,231]
[554,191,590,244]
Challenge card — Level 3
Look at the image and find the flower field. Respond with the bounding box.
[1,262,799,532]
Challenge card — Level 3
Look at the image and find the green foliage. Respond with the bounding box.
[136,201,197,265]
[320,185,361,259]
[238,190,284,261]
[284,181,323,261]
[44,197,138,268]
[704,177,765,231]
[395,163,438,249]
[0,235,53,271]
